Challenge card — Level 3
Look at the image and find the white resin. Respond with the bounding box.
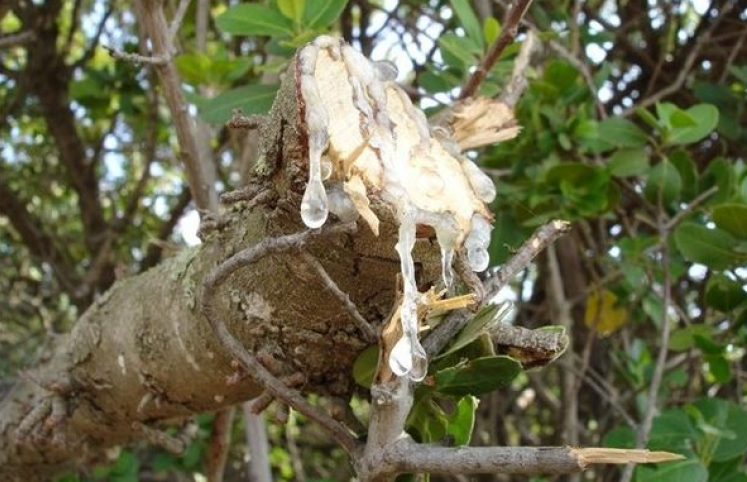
[327,184,359,223]
[462,158,496,203]
[297,39,498,380]
[374,60,398,81]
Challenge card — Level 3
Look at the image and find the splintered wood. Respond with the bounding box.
[295,36,516,381]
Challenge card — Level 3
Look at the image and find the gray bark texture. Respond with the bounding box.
[0,69,440,481]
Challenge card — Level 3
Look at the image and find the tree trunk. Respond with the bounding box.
[0,66,440,481]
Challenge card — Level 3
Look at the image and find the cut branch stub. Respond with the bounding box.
[293,36,516,381]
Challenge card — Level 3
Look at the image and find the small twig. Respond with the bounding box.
[227,111,266,130]
[0,31,36,49]
[331,397,366,435]
[359,438,683,480]
[200,224,359,455]
[500,30,538,108]
[104,46,168,65]
[664,186,718,231]
[483,220,571,299]
[132,421,186,455]
[620,210,675,482]
[546,243,579,450]
[300,250,377,342]
[168,0,193,41]
[459,0,534,100]
[620,1,733,117]
[242,404,273,482]
[205,407,236,482]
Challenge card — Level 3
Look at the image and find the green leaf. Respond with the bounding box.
[705,274,747,312]
[196,83,279,124]
[666,104,719,146]
[607,147,650,177]
[636,106,661,130]
[216,4,294,37]
[303,0,346,29]
[644,160,681,205]
[434,356,522,396]
[669,325,714,351]
[483,17,500,45]
[450,0,484,49]
[175,53,211,85]
[439,33,480,69]
[352,345,378,388]
[700,158,736,205]
[597,118,648,148]
[712,204,747,238]
[649,409,699,453]
[445,396,477,446]
[438,304,509,358]
[691,398,747,462]
[277,0,305,23]
[674,223,742,271]
[636,458,708,482]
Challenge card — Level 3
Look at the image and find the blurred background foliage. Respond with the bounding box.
[1,0,746,480]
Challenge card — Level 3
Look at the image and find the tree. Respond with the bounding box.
[1,0,746,481]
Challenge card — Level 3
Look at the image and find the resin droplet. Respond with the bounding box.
[320,156,333,180]
[389,214,429,381]
[301,178,328,228]
[374,60,398,81]
[462,159,496,203]
[327,184,359,223]
[441,247,455,287]
[467,245,489,272]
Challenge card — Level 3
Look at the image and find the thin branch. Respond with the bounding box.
[135,0,218,212]
[423,220,570,359]
[0,31,35,49]
[205,407,236,482]
[242,404,273,482]
[546,243,578,448]
[169,0,193,41]
[362,438,682,479]
[300,250,377,343]
[200,224,359,455]
[105,46,168,65]
[459,0,534,100]
[620,1,734,117]
[484,220,571,299]
[620,211,675,482]
[664,186,718,231]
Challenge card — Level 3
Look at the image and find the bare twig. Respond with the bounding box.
[242,404,273,482]
[620,211,676,482]
[0,31,35,49]
[500,30,538,108]
[200,224,359,455]
[546,244,579,451]
[132,422,186,455]
[105,46,167,65]
[459,0,534,100]
[621,1,734,117]
[484,220,571,299]
[168,0,193,41]
[227,111,266,130]
[423,220,570,359]
[135,0,218,212]
[205,407,236,482]
[359,438,682,480]
[664,186,718,230]
[300,250,377,342]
